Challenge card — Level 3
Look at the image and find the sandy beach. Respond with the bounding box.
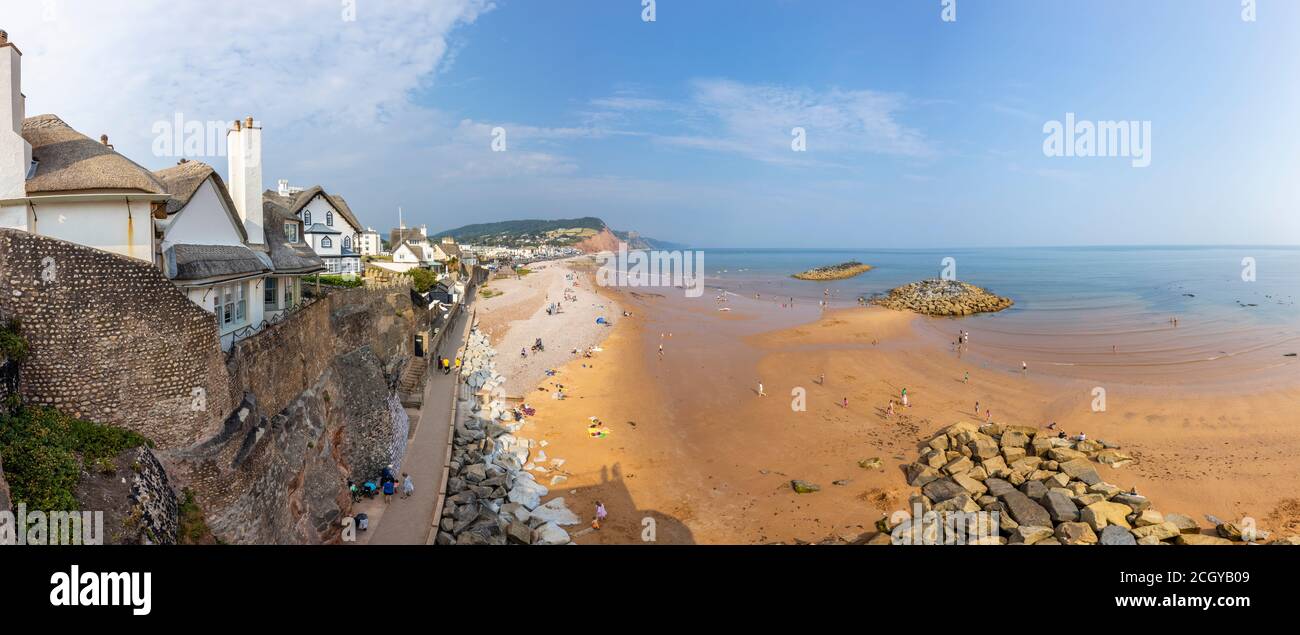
[481,263,1300,544]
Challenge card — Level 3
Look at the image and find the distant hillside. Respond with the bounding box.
[434,217,681,252]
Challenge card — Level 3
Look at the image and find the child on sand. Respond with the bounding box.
[887,400,894,416]
[402,473,414,498]
[841,397,849,408]
[593,501,608,530]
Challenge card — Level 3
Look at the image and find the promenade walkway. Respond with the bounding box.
[361,306,473,545]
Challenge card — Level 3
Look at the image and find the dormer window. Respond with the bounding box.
[326,211,334,226]
[321,236,332,248]
[284,222,299,243]
[303,210,312,225]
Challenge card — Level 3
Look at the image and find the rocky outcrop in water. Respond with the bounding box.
[436,329,581,545]
[792,261,873,281]
[873,279,1012,316]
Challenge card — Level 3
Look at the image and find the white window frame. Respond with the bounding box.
[284,222,299,243]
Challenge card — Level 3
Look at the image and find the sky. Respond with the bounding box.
[5,0,1299,247]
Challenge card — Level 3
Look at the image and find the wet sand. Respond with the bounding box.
[506,278,1300,544]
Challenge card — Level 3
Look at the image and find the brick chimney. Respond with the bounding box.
[226,116,264,244]
[0,29,33,203]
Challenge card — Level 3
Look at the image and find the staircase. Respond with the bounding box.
[398,355,430,406]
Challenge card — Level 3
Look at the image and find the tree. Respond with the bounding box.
[408,268,437,292]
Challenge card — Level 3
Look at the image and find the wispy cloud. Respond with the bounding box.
[607,79,936,166]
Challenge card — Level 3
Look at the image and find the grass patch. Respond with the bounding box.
[514,267,533,277]
[480,287,502,299]
[0,406,152,511]
[177,488,215,545]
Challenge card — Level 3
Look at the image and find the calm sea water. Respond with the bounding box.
[689,246,1300,382]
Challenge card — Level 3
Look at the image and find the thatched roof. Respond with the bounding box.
[153,160,248,241]
[165,243,271,282]
[263,185,363,232]
[263,201,326,274]
[23,114,167,194]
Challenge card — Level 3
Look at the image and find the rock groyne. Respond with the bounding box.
[792,261,873,281]
[873,279,1012,316]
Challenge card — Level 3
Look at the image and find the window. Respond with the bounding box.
[343,235,352,250]
[326,211,334,226]
[215,282,246,330]
[303,210,311,225]
[321,236,332,249]
[264,277,278,307]
[284,222,299,243]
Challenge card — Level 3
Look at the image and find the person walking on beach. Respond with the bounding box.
[1021,361,1028,374]
[901,391,909,408]
[593,501,608,530]
[757,382,766,397]
[658,343,664,359]
[985,409,992,423]
[974,401,980,416]
[818,373,825,386]
[401,473,414,499]
[887,400,894,416]
[963,371,969,384]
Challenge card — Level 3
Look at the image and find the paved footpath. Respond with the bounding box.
[364,306,474,545]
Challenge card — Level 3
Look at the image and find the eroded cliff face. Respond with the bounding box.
[170,291,421,545]
[574,227,622,254]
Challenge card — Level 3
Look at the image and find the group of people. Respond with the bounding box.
[348,464,414,509]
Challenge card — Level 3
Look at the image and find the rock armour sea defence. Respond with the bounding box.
[801,421,1300,546]
[791,261,873,281]
[437,329,582,545]
[872,279,1012,316]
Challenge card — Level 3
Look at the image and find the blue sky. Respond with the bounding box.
[9,0,1300,247]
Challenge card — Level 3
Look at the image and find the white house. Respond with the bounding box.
[0,31,324,350]
[1,32,167,260]
[357,226,383,256]
[265,182,363,276]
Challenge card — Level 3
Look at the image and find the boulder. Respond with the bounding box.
[999,490,1052,527]
[1112,493,1150,512]
[1081,501,1132,532]
[906,463,942,487]
[1020,480,1048,502]
[1048,447,1087,462]
[1131,522,1180,542]
[952,474,987,497]
[1134,509,1164,528]
[1099,525,1137,545]
[1011,526,1054,545]
[529,497,582,526]
[982,477,1015,498]
[1216,523,1244,541]
[1043,491,1080,523]
[533,521,571,545]
[1176,534,1234,546]
[922,478,967,503]
[1058,459,1101,485]
[1163,513,1199,534]
[1055,522,1098,545]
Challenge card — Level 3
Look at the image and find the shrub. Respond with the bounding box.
[0,320,28,362]
[0,406,151,511]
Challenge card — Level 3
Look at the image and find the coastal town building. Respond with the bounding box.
[357,226,384,255]
[390,222,427,248]
[264,182,363,276]
[0,33,324,349]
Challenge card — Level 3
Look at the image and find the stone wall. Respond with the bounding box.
[0,229,428,543]
[0,229,231,449]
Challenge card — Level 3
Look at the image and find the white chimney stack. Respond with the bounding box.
[277,178,290,197]
[226,116,264,244]
[0,29,33,203]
